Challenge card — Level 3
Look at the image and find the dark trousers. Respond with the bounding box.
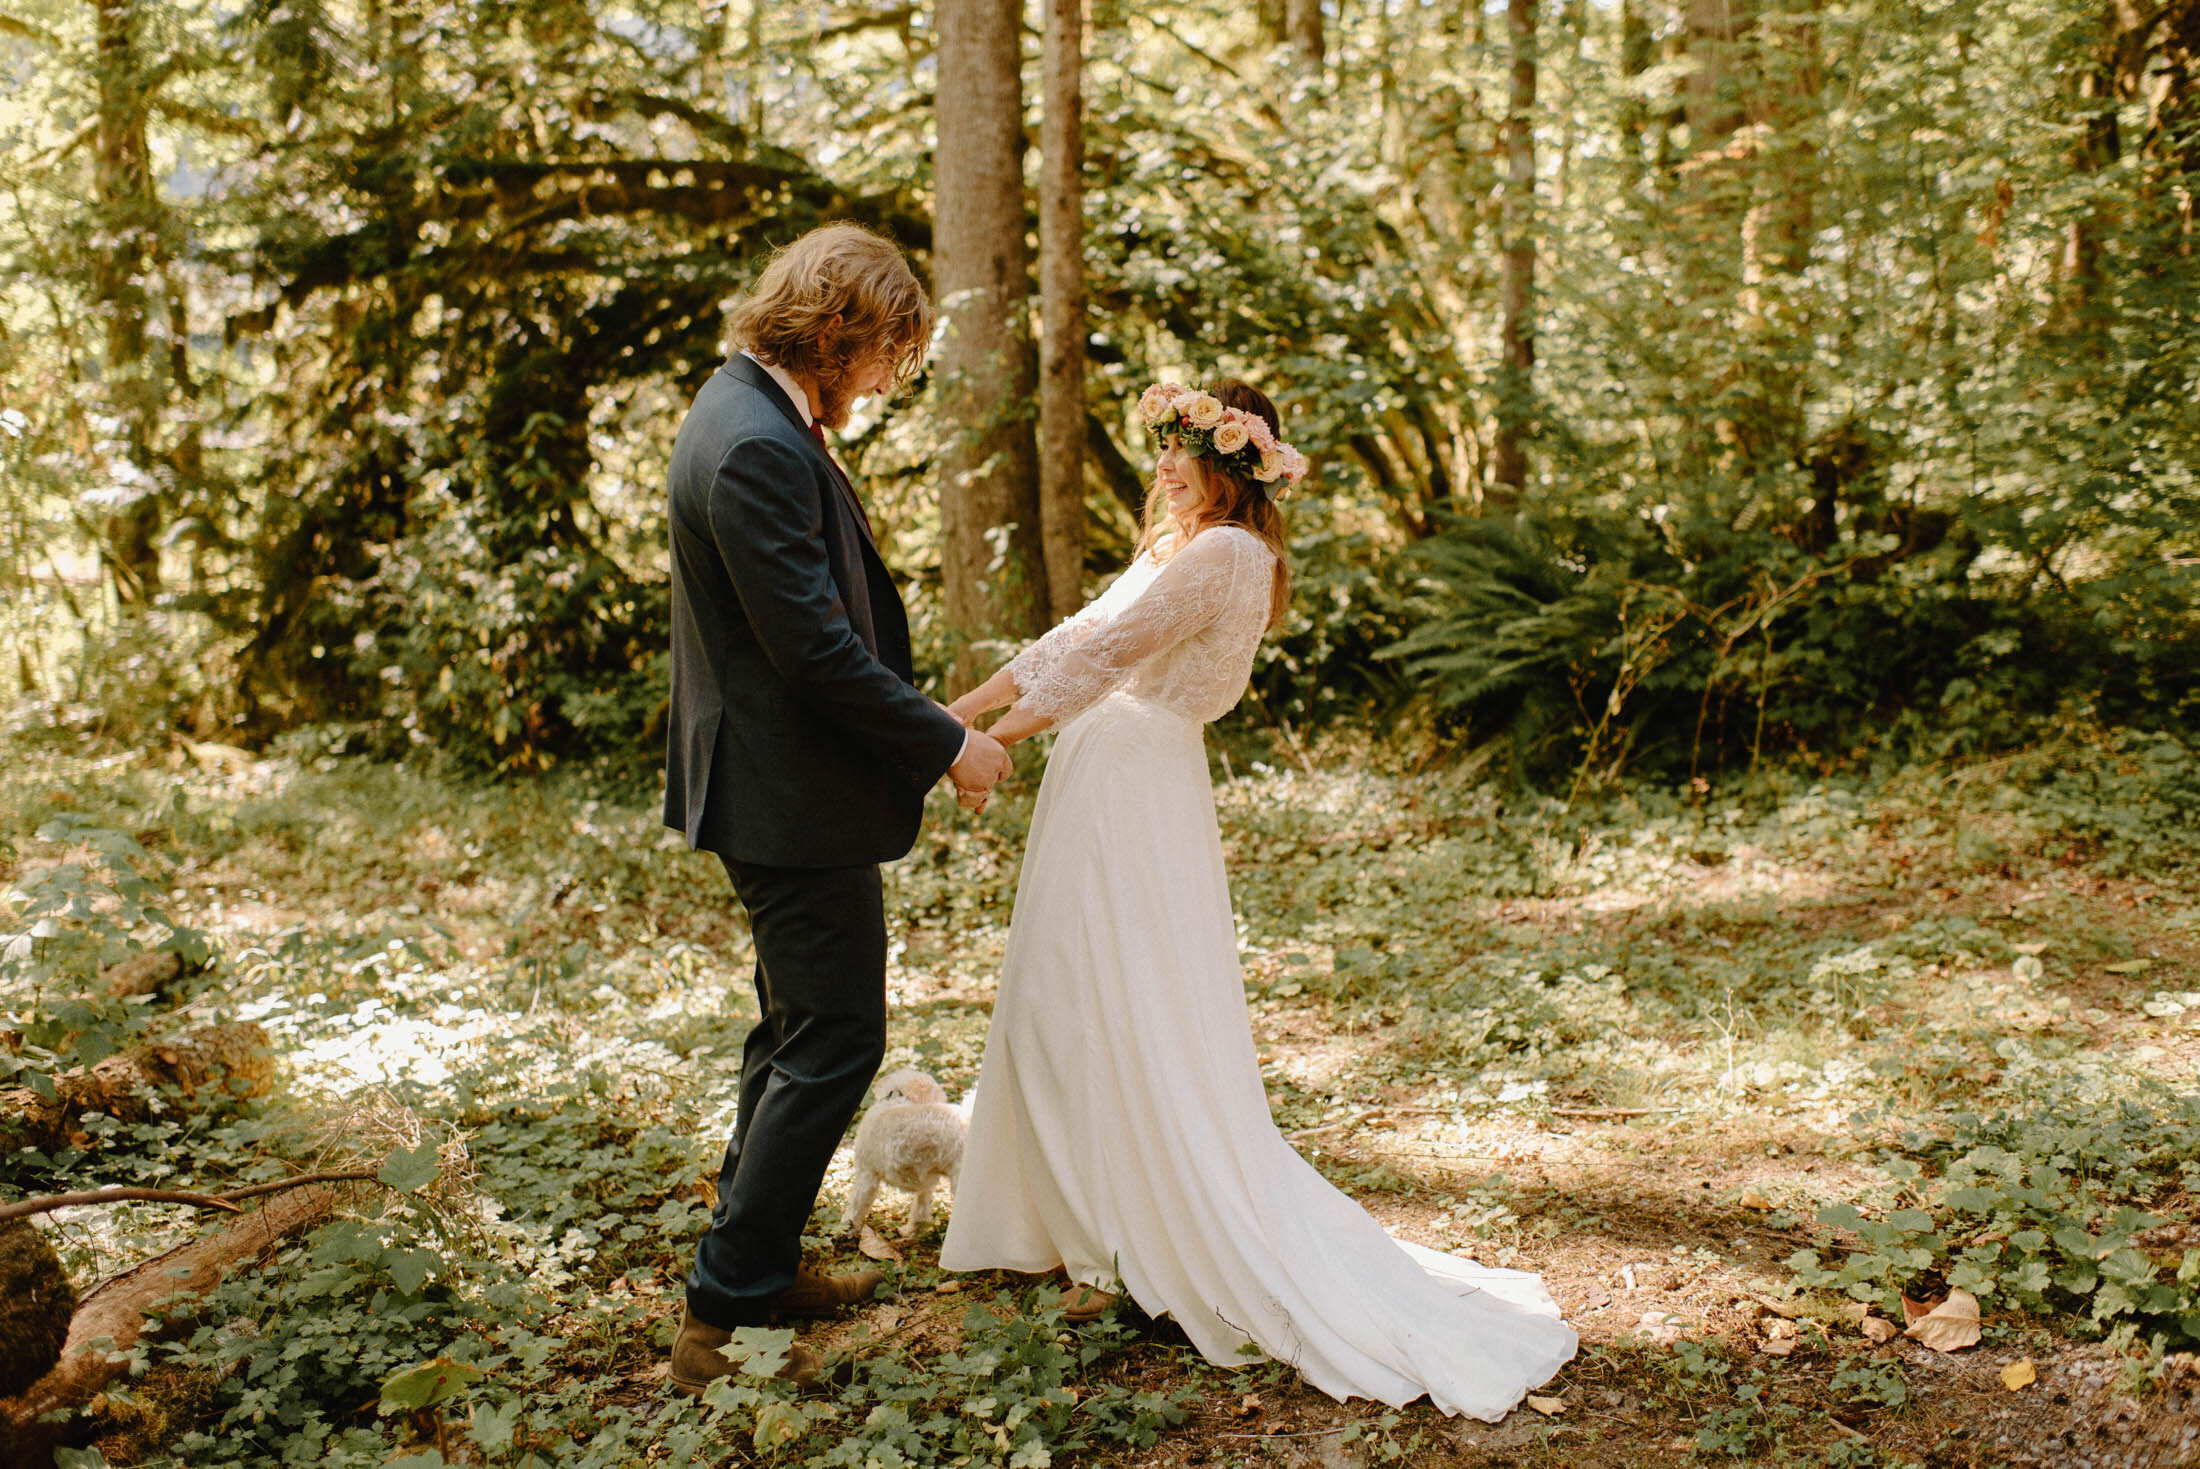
[686,857,887,1329]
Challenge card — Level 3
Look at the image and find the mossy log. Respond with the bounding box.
[0,1181,353,1464]
[95,951,193,1003]
[0,1220,76,1399]
[0,1023,274,1153]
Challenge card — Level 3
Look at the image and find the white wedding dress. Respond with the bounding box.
[938,525,1577,1419]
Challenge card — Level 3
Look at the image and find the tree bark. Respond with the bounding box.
[935,0,1047,670]
[1285,0,1324,66]
[1489,0,1537,502]
[1619,0,1654,175]
[0,1023,274,1155]
[1683,0,1752,145]
[0,1182,357,1464]
[1038,0,1088,625]
[91,0,162,603]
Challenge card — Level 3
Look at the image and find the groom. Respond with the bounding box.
[661,222,1011,1392]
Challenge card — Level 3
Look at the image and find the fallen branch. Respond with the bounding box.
[0,1180,363,1462]
[1550,1106,1685,1118]
[0,1169,381,1225]
[0,1188,243,1224]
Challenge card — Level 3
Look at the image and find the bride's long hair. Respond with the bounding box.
[1134,379,1293,629]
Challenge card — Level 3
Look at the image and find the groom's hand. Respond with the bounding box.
[949,728,1012,809]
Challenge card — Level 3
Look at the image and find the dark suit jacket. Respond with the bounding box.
[663,353,967,867]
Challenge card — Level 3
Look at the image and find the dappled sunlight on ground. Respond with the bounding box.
[6,732,2199,1464]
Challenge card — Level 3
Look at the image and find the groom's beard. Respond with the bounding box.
[815,370,862,431]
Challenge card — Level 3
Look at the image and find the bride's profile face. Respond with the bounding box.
[1156,432,1211,524]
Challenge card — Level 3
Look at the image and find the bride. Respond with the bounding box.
[936,380,1577,1420]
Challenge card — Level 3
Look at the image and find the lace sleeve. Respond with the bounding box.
[1014,530,1258,726]
[1005,555,1150,698]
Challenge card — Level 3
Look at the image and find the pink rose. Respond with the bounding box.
[1184,394,1225,429]
[1212,420,1251,453]
[1138,383,1186,425]
[1254,451,1283,484]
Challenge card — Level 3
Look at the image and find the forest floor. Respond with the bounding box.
[4,724,2198,1468]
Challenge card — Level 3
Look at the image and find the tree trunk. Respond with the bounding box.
[935,0,1047,672]
[1285,0,1324,65]
[91,0,161,603]
[1683,0,1752,145]
[1489,0,1537,502]
[1037,0,1088,625]
[1619,0,1654,175]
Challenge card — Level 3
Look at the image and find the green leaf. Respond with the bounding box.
[752,1400,806,1453]
[377,1140,441,1194]
[725,1325,795,1379]
[378,1357,483,1414]
[2053,1226,2100,1260]
[1817,1204,1862,1230]
[385,1247,439,1295]
[469,1400,522,1454]
[1010,1441,1054,1468]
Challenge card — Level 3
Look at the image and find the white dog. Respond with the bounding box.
[839,1068,967,1239]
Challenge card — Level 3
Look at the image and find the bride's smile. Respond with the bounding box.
[1156,433,1206,519]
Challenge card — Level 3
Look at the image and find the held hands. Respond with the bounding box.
[944,671,1021,815]
[947,724,1011,815]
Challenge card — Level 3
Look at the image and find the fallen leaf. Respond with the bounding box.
[1235,1394,1262,1419]
[1900,1294,1932,1326]
[2012,941,2049,955]
[1526,1395,1566,1417]
[2104,959,2154,975]
[1759,1336,1800,1356]
[1755,1294,1803,1319]
[857,1225,902,1262]
[1764,1318,1798,1341]
[933,1280,962,1295]
[1739,1189,1774,1210]
[1860,1316,1899,1344]
[1904,1290,1982,1353]
[1838,1301,1871,1324]
[2001,1358,2037,1390]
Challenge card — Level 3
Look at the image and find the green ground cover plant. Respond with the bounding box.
[2,721,2195,1465]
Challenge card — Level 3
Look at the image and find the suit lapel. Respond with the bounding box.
[720,354,884,561]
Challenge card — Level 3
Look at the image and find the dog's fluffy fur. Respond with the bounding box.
[839,1068,967,1238]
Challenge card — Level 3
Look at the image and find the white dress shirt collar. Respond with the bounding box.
[742,351,814,427]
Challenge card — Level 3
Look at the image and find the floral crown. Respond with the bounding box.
[1135,383,1309,495]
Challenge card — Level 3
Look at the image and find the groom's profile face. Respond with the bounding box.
[819,347,899,431]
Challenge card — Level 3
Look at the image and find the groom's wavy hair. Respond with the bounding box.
[726,223,933,390]
[1136,379,1292,629]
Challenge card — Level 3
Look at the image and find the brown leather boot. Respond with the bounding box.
[669,1304,823,1395]
[766,1265,886,1320]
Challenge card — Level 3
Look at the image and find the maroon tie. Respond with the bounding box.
[806,418,875,540]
